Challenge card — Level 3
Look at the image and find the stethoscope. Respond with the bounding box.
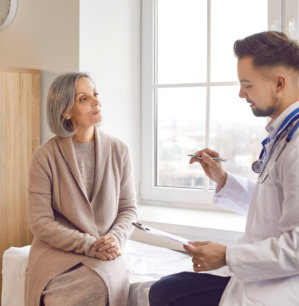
[252,107,299,183]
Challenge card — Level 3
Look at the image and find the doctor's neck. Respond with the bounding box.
[270,74,299,120]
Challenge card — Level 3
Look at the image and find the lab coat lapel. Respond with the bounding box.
[57,135,89,202]
[90,128,108,203]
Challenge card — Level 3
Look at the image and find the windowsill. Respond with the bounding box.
[132,203,246,250]
[137,203,246,233]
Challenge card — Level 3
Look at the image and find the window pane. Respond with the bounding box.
[209,86,268,182]
[210,0,268,82]
[157,87,206,188]
[157,0,207,84]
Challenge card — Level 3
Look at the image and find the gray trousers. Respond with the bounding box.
[42,264,108,306]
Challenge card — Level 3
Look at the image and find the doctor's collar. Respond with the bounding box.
[265,101,299,136]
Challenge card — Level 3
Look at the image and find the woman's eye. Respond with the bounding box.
[94,92,99,97]
[80,96,87,102]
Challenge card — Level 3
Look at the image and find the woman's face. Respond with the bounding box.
[68,77,102,129]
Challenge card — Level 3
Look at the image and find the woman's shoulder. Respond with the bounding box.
[32,136,59,161]
[98,129,129,152]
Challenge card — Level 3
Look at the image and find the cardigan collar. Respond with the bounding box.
[56,127,108,205]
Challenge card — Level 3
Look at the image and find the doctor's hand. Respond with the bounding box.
[93,233,121,261]
[184,241,227,272]
[189,148,227,188]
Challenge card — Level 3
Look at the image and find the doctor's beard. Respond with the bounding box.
[248,95,280,118]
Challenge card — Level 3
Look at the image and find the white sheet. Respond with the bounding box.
[1,240,193,306]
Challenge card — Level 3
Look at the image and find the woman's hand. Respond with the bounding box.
[189,148,227,188]
[93,233,121,261]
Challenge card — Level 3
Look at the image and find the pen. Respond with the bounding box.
[187,154,227,162]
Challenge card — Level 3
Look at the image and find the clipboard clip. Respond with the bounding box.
[132,222,192,247]
[132,222,150,232]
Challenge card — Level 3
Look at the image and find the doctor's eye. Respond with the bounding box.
[245,85,252,89]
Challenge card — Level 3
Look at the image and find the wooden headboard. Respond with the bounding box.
[0,68,40,304]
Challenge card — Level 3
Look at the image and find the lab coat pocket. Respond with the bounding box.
[245,276,299,306]
[244,282,265,306]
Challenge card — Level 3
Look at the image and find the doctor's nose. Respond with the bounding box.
[239,87,247,99]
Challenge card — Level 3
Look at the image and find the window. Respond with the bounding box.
[141,0,298,208]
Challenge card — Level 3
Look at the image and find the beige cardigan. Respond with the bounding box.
[25,128,137,306]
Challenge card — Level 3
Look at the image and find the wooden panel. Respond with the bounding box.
[0,69,40,304]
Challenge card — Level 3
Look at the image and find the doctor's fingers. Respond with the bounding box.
[189,148,219,164]
[192,256,203,265]
[192,148,220,160]
[189,240,210,247]
[192,256,213,272]
[183,241,209,254]
[193,263,209,272]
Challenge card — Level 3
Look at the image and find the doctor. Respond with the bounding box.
[149,31,299,305]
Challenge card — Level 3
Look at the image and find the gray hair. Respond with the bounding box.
[47,72,92,137]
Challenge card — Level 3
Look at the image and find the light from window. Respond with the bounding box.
[155,0,268,190]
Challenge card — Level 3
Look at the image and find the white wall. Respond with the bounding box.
[80,0,141,191]
[0,0,80,142]
[0,0,80,71]
[0,0,141,189]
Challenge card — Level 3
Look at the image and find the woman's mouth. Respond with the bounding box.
[92,109,101,115]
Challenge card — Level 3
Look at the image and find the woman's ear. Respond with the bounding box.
[63,112,71,120]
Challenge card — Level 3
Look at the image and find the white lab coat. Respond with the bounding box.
[215,102,299,306]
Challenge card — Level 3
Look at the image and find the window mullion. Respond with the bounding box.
[154,0,158,186]
[204,0,211,191]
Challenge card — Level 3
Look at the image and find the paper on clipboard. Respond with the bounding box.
[132,222,192,246]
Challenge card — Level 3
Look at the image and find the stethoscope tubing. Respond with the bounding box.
[254,117,299,181]
[257,113,299,163]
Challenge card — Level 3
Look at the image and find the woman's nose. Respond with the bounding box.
[93,97,101,106]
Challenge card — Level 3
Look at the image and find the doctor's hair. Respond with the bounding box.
[47,72,92,137]
[234,31,299,71]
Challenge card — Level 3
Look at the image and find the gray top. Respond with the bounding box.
[73,141,95,201]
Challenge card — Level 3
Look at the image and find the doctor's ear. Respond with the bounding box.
[275,77,285,92]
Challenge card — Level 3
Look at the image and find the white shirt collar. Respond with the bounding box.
[265,101,299,139]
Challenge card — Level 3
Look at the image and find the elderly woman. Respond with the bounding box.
[25,73,137,306]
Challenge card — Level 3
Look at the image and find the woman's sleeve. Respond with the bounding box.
[28,149,97,257]
[109,146,137,248]
[214,172,256,215]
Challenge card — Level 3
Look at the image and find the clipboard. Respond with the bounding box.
[132,222,192,246]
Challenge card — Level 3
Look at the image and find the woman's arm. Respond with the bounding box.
[28,149,97,257]
[108,146,137,248]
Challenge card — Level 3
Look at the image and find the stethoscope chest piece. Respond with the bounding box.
[252,160,263,173]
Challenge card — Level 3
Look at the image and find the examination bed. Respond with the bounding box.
[1,240,194,306]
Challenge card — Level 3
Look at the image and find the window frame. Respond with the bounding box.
[141,0,294,208]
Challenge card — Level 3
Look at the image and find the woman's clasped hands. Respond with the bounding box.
[93,233,121,261]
